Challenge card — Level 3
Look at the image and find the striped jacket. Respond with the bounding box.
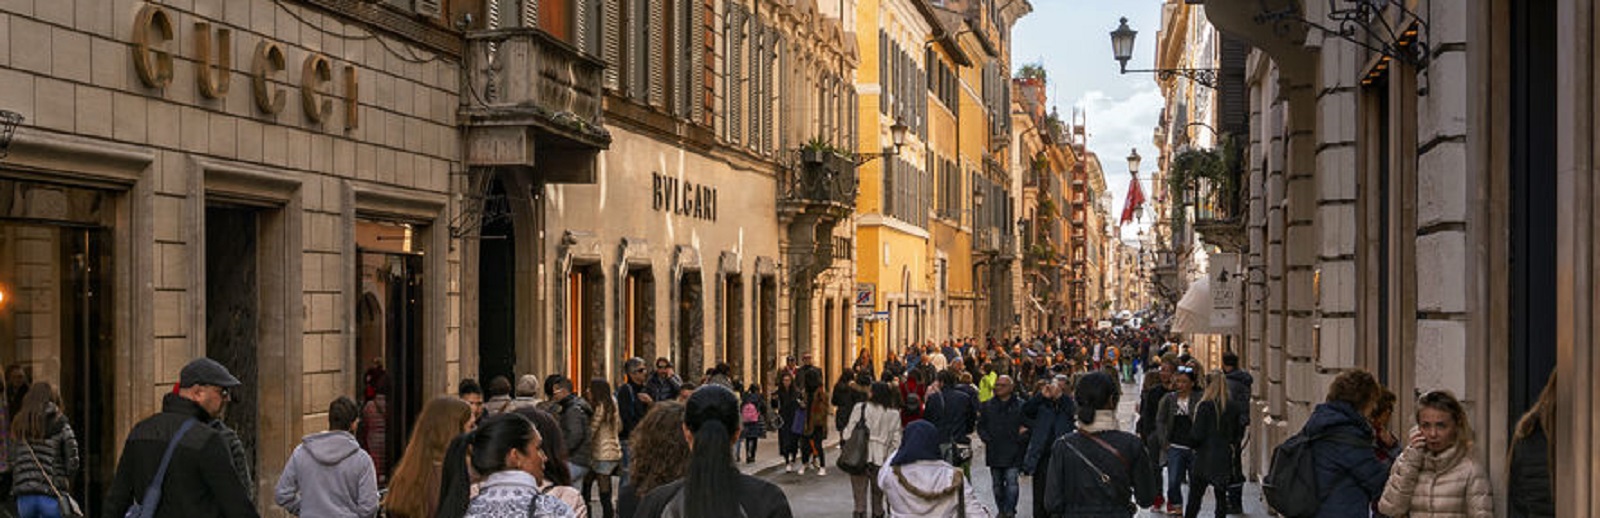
[10,410,79,498]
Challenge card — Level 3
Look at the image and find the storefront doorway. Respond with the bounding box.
[355,220,424,485]
[677,271,703,377]
[204,205,263,484]
[0,178,115,517]
[721,274,743,375]
[566,263,604,386]
[622,266,655,364]
[478,179,518,385]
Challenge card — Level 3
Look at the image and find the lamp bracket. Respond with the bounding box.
[1122,68,1220,89]
[1255,0,1430,67]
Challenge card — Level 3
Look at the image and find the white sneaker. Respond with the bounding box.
[817,467,827,476]
[785,462,794,473]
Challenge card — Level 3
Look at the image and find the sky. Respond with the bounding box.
[1011,0,1167,242]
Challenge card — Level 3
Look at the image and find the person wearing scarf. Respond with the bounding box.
[876,421,991,518]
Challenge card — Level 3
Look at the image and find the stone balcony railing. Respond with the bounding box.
[461,28,610,182]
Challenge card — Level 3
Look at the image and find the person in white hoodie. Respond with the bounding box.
[276,396,381,518]
[877,420,991,518]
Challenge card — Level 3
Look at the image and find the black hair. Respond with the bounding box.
[328,396,360,431]
[486,376,512,398]
[512,407,573,486]
[869,382,900,409]
[937,369,959,387]
[682,385,752,517]
[854,373,873,387]
[1222,351,1240,368]
[435,413,538,518]
[543,374,563,399]
[1074,372,1120,425]
[552,376,574,394]
[457,378,482,397]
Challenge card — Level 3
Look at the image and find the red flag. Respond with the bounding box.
[1120,173,1146,224]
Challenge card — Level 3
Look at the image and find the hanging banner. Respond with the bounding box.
[1210,253,1240,329]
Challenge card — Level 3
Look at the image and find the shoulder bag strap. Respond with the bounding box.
[24,440,66,501]
[1082,431,1131,471]
[138,419,199,517]
[1059,437,1112,485]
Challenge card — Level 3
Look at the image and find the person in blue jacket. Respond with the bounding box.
[1020,374,1074,518]
[1299,370,1392,518]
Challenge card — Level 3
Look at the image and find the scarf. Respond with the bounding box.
[1079,409,1121,434]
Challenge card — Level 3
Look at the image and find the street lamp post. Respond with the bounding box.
[1109,17,1219,89]
[855,121,910,166]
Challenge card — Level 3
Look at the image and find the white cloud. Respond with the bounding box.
[1071,88,1165,240]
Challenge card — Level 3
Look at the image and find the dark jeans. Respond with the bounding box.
[990,467,1020,515]
[1031,453,1052,518]
[802,432,827,466]
[1184,476,1228,518]
[743,434,759,461]
[1166,446,1195,506]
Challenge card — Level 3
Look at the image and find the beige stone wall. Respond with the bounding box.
[0,0,461,508]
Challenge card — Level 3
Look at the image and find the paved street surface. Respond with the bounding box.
[740,374,1272,517]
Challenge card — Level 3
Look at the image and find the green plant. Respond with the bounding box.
[1018,63,1047,82]
[1165,135,1239,230]
[1037,198,1058,220]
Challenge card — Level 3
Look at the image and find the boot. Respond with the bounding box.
[599,493,616,518]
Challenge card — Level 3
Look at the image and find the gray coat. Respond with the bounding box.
[274,430,380,518]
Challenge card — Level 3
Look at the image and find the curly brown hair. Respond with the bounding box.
[628,401,689,497]
[1325,370,1381,411]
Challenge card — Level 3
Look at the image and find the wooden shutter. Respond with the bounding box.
[648,0,664,107]
[761,27,775,153]
[630,0,649,101]
[879,31,888,114]
[748,21,761,149]
[728,5,743,144]
[602,0,619,89]
[690,0,706,122]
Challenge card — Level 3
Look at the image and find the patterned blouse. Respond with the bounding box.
[465,471,576,518]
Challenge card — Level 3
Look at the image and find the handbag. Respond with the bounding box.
[790,407,808,435]
[127,419,199,518]
[25,439,82,518]
[837,404,871,475]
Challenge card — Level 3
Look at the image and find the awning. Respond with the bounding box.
[1172,276,1232,334]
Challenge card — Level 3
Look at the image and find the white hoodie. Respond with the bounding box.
[876,460,992,518]
[275,430,380,518]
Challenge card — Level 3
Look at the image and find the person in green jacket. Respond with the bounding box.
[976,364,999,403]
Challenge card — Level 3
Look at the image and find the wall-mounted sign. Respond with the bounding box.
[1211,253,1240,328]
[651,172,718,222]
[855,283,875,307]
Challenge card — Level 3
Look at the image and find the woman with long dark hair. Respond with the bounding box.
[634,386,793,517]
[1043,371,1158,517]
[774,372,804,472]
[383,396,472,518]
[435,413,575,518]
[583,378,622,518]
[10,382,77,518]
[512,407,588,517]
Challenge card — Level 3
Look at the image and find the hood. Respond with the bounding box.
[302,430,363,465]
[892,421,944,466]
[887,462,964,508]
[1226,369,1254,387]
[1302,401,1375,439]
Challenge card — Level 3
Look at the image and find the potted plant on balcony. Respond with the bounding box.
[801,137,835,165]
[1165,135,1239,230]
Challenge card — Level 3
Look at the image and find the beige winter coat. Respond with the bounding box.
[1377,443,1493,518]
[844,402,903,466]
[587,399,623,463]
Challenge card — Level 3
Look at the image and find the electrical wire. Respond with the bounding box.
[271,0,446,65]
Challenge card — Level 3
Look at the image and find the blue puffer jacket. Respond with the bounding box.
[1302,400,1391,518]
[1020,395,1075,474]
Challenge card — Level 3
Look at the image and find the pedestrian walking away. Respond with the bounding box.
[843,382,904,518]
[103,357,258,518]
[876,420,991,518]
[10,382,80,518]
[1043,371,1159,517]
[274,396,380,518]
[383,396,473,518]
[633,386,793,518]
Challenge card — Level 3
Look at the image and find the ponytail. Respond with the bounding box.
[682,385,748,517]
[434,432,475,518]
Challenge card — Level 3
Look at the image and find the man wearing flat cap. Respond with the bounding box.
[104,357,259,518]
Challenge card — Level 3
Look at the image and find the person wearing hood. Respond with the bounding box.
[1044,371,1159,517]
[1299,370,1393,518]
[877,420,991,518]
[275,396,379,518]
[1376,390,1493,518]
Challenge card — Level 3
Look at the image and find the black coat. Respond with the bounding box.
[103,394,258,518]
[1302,401,1390,518]
[1136,383,1169,440]
[634,474,793,518]
[1225,369,1254,427]
[1021,396,1075,474]
[923,388,976,445]
[1042,430,1159,517]
[831,383,865,432]
[1188,399,1243,483]
[1508,422,1555,518]
[977,395,1027,468]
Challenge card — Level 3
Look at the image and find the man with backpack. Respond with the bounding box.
[105,358,258,518]
[1265,370,1391,518]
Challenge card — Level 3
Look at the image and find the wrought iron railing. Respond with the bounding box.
[779,150,858,208]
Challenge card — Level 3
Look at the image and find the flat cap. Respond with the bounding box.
[179,357,242,388]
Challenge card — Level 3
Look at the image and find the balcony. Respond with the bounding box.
[461,28,610,183]
[1172,137,1246,252]
[975,227,1001,254]
[779,149,858,217]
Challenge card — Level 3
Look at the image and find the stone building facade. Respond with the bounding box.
[1195,0,1600,513]
[0,0,463,513]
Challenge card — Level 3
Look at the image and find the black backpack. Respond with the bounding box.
[1263,431,1370,518]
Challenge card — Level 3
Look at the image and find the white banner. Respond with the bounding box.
[1210,253,1240,329]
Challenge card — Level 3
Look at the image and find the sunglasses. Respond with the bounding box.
[1176,365,1195,374]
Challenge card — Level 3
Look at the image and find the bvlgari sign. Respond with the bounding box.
[652,172,718,222]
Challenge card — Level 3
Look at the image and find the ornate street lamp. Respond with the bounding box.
[855,121,909,165]
[1127,148,1142,175]
[1109,17,1219,89]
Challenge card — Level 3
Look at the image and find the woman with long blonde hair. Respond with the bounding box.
[1508,373,1556,518]
[1377,390,1493,518]
[382,396,473,518]
[1182,371,1241,518]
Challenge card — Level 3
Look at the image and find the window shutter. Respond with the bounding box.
[762,28,775,153]
[602,0,620,89]
[631,0,649,101]
[727,5,743,144]
[648,0,664,107]
[690,0,706,122]
[879,31,888,114]
[748,22,761,149]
